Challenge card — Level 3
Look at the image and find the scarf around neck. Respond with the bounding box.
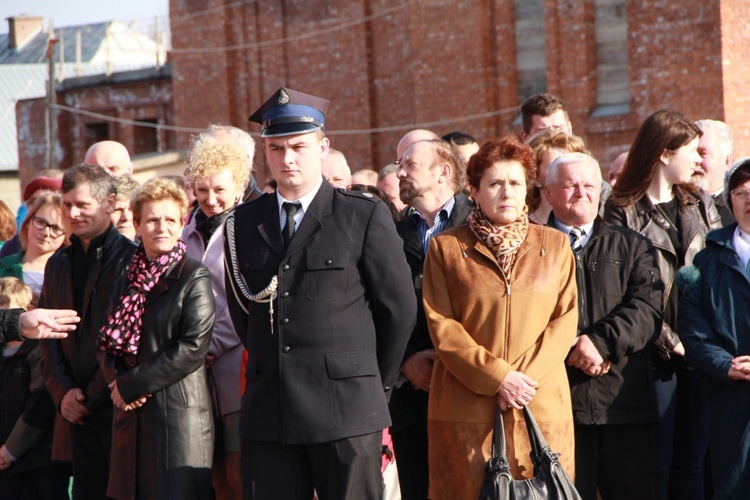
[98,239,187,356]
[467,204,528,277]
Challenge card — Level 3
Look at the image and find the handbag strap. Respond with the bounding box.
[487,404,511,473]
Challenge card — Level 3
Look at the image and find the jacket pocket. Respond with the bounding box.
[169,379,190,408]
[305,247,349,301]
[325,351,387,429]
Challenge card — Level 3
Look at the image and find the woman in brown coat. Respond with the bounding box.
[423,135,578,499]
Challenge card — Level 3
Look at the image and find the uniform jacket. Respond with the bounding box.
[549,215,662,425]
[389,193,472,432]
[99,255,215,500]
[604,186,720,355]
[423,224,578,498]
[183,213,243,415]
[0,340,67,476]
[38,225,136,460]
[679,224,750,498]
[224,181,417,444]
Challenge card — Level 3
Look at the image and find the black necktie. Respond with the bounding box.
[282,202,301,246]
[569,226,584,256]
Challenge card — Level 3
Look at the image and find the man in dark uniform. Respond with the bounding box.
[389,137,472,499]
[224,87,417,500]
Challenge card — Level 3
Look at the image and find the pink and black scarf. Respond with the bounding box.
[98,239,187,356]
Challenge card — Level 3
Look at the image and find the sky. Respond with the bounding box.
[0,0,169,33]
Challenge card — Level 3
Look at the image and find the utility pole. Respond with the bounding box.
[45,21,58,170]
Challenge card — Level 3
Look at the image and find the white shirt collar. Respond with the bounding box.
[553,218,596,248]
[276,176,324,216]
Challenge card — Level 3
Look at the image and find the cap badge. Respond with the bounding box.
[278,89,290,105]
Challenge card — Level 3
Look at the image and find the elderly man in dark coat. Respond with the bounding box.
[546,152,663,500]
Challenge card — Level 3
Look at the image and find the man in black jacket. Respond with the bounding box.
[39,165,136,499]
[390,136,472,499]
[546,152,663,500]
[225,88,416,499]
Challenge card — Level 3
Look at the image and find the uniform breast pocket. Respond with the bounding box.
[239,251,269,279]
[306,247,350,301]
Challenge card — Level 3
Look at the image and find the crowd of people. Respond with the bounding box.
[0,87,746,500]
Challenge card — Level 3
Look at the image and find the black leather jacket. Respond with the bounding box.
[604,186,721,357]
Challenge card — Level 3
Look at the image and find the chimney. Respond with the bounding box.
[7,15,45,49]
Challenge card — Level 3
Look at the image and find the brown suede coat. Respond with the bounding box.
[423,223,578,499]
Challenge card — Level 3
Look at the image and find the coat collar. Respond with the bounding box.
[145,254,189,304]
[256,181,334,258]
[398,193,473,260]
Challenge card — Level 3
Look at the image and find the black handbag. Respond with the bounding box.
[479,404,582,500]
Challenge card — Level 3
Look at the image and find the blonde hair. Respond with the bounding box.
[130,177,189,223]
[186,134,250,190]
[0,277,33,310]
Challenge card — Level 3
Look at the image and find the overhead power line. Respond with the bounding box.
[51,101,519,136]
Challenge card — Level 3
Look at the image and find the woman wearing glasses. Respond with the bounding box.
[605,110,721,499]
[679,158,750,498]
[0,194,70,305]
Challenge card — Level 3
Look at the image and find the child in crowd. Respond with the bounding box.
[0,277,70,498]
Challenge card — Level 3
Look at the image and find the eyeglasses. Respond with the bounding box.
[30,216,65,238]
[731,189,750,201]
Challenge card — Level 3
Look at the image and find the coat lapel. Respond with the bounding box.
[284,181,332,257]
[255,196,286,258]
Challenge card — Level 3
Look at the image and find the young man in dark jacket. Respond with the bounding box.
[39,165,136,499]
[546,152,663,500]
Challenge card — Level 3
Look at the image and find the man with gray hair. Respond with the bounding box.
[321,148,351,188]
[206,124,263,203]
[694,119,734,225]
[545,152,662,500]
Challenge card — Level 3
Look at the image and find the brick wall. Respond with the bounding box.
[168,0,747,180]
[16,76,173,189]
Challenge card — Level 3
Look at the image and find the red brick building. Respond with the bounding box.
[168,0,749,181]
[16,66,175,186]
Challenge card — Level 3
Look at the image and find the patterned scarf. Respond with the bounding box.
[98,239,187,356]
[467,204,528,277]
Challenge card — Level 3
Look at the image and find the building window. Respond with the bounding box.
[85,123,109,144]
[593,0,630,115]
[514,0,547,104]
[133,119,159,155]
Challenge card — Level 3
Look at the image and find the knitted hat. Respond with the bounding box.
[23,176,62,202]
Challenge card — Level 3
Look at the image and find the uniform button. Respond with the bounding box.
[282,346,290,353]
[281,264,290,271]
[325,259,333,265]
[280,318,289,325]
[281,291,289,298]
[384,386,392,391]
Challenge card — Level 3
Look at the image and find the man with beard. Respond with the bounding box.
[390,138,472,499]
[694,119,734,225]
